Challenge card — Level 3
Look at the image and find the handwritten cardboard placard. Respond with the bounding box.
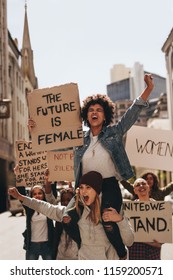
[123,200,172,243]
[27,83,83,152]
[47,149,74,182]
[125,125,173,172]
[15,140,47,188]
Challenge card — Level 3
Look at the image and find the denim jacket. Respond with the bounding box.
[74,97,148,186]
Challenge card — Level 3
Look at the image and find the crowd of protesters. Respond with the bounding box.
[8,74,173,260]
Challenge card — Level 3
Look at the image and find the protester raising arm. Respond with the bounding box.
[64,171,134,260]
[27,74,153,260]
[127,178,163,260]
[139,74,154,101]
[63,74,154,260]
[121,171,173,201]
[120,180,134,197]
[9,185,78,260]
[8,187,65,222]
[141,172,173,201]
[44,168,58,205]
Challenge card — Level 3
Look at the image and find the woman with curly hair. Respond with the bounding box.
[62,74,154,259]
[28,74,153,259]
[121,171,173,201]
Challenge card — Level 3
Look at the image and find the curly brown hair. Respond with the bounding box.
[81,94,115,127]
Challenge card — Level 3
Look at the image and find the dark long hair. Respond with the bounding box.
[141,172,159,191]
[30,185,46,216]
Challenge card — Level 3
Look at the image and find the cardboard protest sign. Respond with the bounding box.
[125,125,173,172]
[27,83,83,152]
[123,200,172,243]
[15,140,47,188]
[47,149,74,182]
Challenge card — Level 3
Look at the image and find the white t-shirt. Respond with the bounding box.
[82,134,121,179]
[31,211,48,242]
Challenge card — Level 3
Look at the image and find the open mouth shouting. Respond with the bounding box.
[83,195,89,203]
[80,194,90,206]
[92,115,98,120]
[79,184,97,206]
[87,104,105,128]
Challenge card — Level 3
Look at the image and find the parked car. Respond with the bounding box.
[8,186,26,216]
[8,195,24,216]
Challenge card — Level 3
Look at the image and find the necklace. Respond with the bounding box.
[91,139,99,157]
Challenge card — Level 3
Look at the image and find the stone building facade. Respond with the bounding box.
[0,1,37,212]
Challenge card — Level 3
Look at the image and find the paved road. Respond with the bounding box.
[0,211,25,260]
[0,211,173,260]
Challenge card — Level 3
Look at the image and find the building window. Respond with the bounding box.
[19,76,21,90]
[171,52,173,80]
[20,100,22,114]
[22,81,24,93]
[16,71,18,87]
[17,97,19,112]
[17,122,20,139]
[8,65,12,78]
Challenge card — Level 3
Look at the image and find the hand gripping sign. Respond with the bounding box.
[27,83,83,152]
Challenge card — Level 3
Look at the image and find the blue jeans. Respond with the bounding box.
[101,177,126,258]
[26,241,53,260]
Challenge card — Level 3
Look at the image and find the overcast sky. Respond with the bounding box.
[7,0,173,103]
